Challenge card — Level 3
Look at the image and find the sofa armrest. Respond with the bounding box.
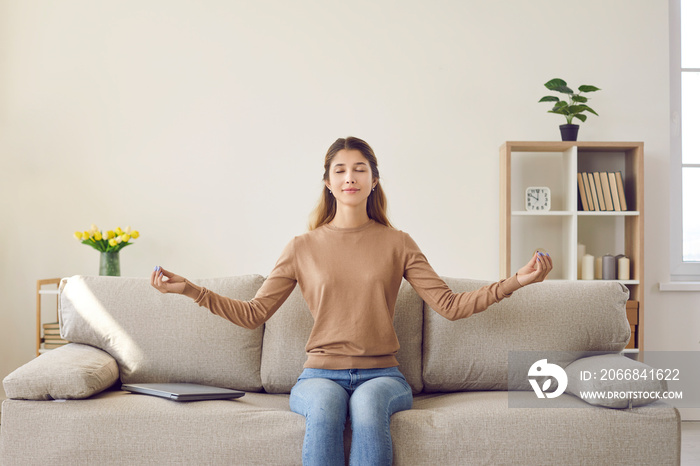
[564,353,668,409]
[3,343,119,400]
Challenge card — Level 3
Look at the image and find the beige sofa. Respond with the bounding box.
[1,275,680,465]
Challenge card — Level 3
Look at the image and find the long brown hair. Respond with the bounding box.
[309,137,393,230]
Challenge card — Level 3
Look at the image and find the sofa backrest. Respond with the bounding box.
[59,275,266,392]
[58,275,631,396]
[421,278,631,392]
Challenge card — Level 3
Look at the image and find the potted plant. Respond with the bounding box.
[74,224,140,276]
[538,78,600,141]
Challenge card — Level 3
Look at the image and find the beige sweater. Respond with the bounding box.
[190,220,522,370]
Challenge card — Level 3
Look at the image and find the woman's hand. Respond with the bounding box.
[515,252,553,286]
[151,266,187,295]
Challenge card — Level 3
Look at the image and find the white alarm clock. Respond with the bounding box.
[525,187,551,211]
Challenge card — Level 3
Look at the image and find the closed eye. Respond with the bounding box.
[332,162,368,173]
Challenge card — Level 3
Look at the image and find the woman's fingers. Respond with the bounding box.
[151,266,184,293]
[539,254,552,279]
[151,266,168,293]
[160,267,172,282]
[531,253,552,282]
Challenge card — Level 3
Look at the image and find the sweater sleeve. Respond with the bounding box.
[402,233,522,321]
[192,238,298,329]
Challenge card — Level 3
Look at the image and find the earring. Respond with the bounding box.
[328,188,332,194]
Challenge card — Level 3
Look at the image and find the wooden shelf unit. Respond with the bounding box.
[499,141,644,350]
[36,278,62,356]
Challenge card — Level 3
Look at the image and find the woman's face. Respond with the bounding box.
[325,149,377,209]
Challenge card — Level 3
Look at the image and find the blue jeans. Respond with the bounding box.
[289,367,413,466]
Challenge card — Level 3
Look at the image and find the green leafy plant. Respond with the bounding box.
[538,78,601,124]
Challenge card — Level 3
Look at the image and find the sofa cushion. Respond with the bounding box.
[391,391,680,465]
[0,390,304,464]
[2,343,118,400]
[59,275,265,392]
[422,279,630,392]
[260,280,424,394]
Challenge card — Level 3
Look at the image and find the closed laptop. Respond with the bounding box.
[122,383,245,401]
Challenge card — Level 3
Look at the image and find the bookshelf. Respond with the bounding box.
[36,278,63,356]
[499,141,644,350]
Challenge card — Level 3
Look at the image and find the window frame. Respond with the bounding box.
[669,0,700,281]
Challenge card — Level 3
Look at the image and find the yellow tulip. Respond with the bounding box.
[109,238,118,247]
[82,231,90,240]
[107,230,115,239]
[96,232,104,241]
[121,234,130,243]
[74,231,82,240]
[116,227,123,236]
[131,230,140,239]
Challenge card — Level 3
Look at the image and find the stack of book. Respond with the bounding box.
[577,171,628,211]
[43,322,70,349]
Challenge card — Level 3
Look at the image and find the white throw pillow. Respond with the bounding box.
[565,353,668,408]
[3,343,118,400]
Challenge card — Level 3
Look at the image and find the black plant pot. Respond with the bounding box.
[559,124,579,141]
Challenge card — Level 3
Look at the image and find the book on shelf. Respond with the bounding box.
[600,173,614,210]
[615,171,628,211]
[43,330,69,347]
[608,172,622,211]
[44,341,69,349]
[592,172,607,211]
[581,172,595,211]
[586,173,600,211]
[579,172,594,211]
[578,171,629,212]
[577,173,589,211]
[44,334,69,342]
[42,322,69,348]
[43,322,62,337]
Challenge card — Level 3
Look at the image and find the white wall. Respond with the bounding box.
[2,0,696,410]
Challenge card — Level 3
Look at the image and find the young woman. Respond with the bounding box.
[151,136,552,466]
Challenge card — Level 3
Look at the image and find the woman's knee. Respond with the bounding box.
[348,377,413,425]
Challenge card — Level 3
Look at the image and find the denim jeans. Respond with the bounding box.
[289,367,413,466]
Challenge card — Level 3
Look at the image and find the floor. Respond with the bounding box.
[682,421,700,465]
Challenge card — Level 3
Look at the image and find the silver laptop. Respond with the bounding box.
[122,383,245,401]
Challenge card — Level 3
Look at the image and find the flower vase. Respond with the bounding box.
[99,251,121,276]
